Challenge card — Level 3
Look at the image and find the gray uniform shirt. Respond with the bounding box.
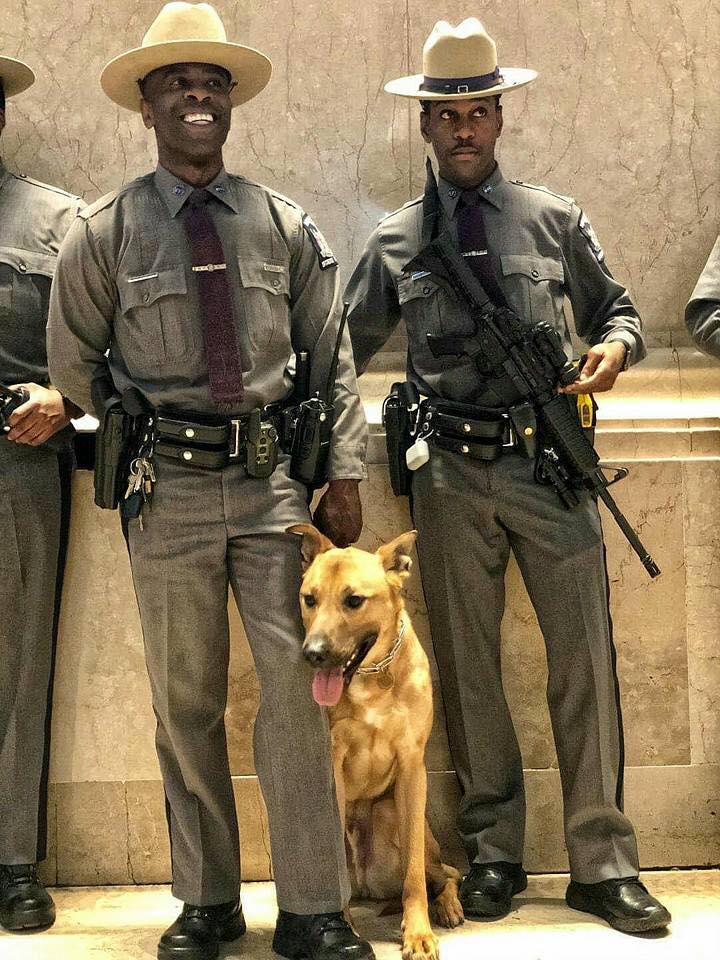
[48,165,367,480]
[346,165,645,405]
[0,162,83,385]
[685,235,720,360]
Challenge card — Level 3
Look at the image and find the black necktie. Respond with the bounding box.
[456,190,507,307]
[182,189,244,404]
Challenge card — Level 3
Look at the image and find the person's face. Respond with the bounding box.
[140,62,234,164]
[420,97,503,189]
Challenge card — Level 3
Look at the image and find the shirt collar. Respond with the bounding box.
[153,165,239,217]
[437,164,506,218]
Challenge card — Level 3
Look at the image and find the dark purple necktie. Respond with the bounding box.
[456,189,507,307]
[182,189,244,404]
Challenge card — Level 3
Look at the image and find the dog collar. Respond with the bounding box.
[356,616,406,675]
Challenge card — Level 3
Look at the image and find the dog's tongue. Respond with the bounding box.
[312,667,344,706]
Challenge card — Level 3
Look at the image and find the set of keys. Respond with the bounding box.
[122,456,156,529]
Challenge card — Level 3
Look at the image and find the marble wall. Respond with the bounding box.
[2,0,719,345]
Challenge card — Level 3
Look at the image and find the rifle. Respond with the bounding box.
[0,382,29,431]
[405,233,661,579]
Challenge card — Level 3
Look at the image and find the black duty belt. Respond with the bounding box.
[154,404,283,469]
[423,399,518,461]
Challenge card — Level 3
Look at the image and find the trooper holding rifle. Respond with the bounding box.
[346,18,670,933]
[48,4,370,960]
[0,55,83,933]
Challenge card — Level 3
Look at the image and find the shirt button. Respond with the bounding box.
[143,293,150,302]
[422,285,431,295]
[531,269,540,279]
[448,188,458,198]
[272,278,281,287]
[18,260,27,272]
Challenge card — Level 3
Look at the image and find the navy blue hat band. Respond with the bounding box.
[420,67,501,95]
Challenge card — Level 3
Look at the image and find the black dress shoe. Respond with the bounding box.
[272,910,375,960]
[0,864,56,931]
[566,877,672,933]
[459,861,528,919]
[157,898,246,960]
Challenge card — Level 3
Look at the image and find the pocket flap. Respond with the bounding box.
[501,255,564,283]
[0,245,56,278]
[118,265,187,311]
[397,274,441,304]
[238,259,290,295]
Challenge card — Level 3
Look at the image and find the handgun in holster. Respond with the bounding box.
[91,375,142,510]
[383,381,419,497]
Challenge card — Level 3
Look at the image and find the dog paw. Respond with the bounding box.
[401,929,440,960]
[433,887,464,928]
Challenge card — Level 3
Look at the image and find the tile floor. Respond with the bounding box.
[1,871,718,960]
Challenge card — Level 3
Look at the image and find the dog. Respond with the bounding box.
[288,525,464,960]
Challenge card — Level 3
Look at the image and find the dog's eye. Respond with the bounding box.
[345,595,365,609]
[303,594,316,608]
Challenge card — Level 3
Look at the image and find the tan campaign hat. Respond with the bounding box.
[0,56,36,99]
[100,2,272,112]
[385,18,536,100]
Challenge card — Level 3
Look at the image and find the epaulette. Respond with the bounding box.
[78,176,152,220]
[229,174,301,213]
[509,179,574,205]
[378,195,424,225]
[12,172,81,202]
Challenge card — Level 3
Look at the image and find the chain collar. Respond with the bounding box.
[356,616,406,675]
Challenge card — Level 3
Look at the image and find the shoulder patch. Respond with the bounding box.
[577,210,605,263]
[12,172,81,201]
[510,180,574,205]
[302,214,337,270]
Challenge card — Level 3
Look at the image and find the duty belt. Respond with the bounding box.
[153,404,283,469]
[422,399,518,461]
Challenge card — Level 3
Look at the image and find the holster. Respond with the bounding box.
[94,401,135,509]
[383,382,418,497]
[288,396,334,488]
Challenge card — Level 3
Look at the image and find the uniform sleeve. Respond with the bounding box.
[47,215,116,415]
[289,214,368,481]
[561,203,646,368]
[684,235,720,360]
[344,225,402,375]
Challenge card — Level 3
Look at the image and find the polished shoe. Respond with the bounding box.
[0,864,56,931]
[272,910,375,960]
[566,877,672,933]
[459,861,528,919]
[157,898,246,960]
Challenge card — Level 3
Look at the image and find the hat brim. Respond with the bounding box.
[0,56,36,99]
[100,40,272,112]
[384,67,537,99]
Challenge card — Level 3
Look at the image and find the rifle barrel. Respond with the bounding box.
[596,484,661,578]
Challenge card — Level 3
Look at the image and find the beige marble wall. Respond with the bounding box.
[2,0,718,344]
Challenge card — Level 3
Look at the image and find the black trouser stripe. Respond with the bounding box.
[602,541,625,809]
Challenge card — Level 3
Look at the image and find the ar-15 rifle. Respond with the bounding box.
[0,382,29,432]
[405,233,660,579]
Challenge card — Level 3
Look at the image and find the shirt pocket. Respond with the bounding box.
[237,259,289,351]
[397,273,473,368]
[116,265,190,368]
[0,247,55,314]
[500,254,565,323]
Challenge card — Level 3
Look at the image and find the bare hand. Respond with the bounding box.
[6,383,74,445]
[559,342,627,394]
[312,479,363,547]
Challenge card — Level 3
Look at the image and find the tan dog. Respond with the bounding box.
[288,525,463,960]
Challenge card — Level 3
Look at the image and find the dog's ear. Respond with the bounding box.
[287,524,335,570]
[377,530,417,578]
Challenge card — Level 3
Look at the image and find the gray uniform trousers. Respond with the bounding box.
[0,436,72,864]
[412,446,640,884]
[125,454,349,910]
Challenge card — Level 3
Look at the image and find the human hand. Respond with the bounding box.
[312,479,363,547]
[6,383,74,445]
[559,342,627,394]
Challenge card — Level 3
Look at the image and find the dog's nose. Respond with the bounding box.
[303,635,330,666]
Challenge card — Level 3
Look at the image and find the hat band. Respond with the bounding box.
[420,67,501,95]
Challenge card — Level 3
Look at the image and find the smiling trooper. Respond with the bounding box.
[47,4,371,960]
[346,17,671,936]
